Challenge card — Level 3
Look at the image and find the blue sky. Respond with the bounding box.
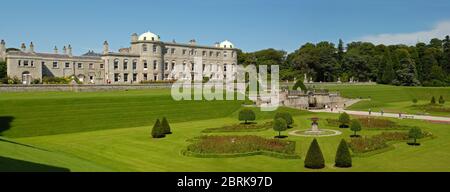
[1,0,450,55]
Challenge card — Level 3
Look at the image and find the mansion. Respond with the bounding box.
[0,32,238,84]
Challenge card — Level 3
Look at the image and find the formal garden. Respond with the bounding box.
[0,86,448,172]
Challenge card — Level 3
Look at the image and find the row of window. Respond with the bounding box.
[142,45,236,58]
[112,59,235,72]
[17,60,104,69]
[113,73,160,82]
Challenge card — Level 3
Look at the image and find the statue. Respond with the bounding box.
[306,117,322,133]
[309,77,313,83]
[303,74,308,84]
[337,77,342,83]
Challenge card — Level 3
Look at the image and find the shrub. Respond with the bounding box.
[304,138,325,169]
[430,96,436,104]
[292,80,307,92]
[408,127,423,145]
[349,132,413,153]
[161,117,172,134]
[273,118,288,138]
[338,112,351,128]
[274,112,294,128]
[439,96,445,104]
[151,119,165,138]
[412,98,418,104]
[335,139,352,168]
[238,109,256,124]
[350,119,362,137]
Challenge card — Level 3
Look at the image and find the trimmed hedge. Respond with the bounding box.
[335,139,352,168]
[304,138,325,169]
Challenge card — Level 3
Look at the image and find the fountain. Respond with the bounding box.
[288,117,343,137]
[305,117,322,134]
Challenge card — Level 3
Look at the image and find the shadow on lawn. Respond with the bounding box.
[0,156,70,172]
[0,116,13,136]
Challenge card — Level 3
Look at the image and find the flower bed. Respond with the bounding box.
[349,131,432,154]
[326,117,412,130]
[184,135,299,159]
[202,122,272,133]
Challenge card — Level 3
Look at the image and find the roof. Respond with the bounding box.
[7,51,102,60]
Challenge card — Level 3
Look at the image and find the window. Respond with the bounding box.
[142,44,148,52]
[78,63,83,69]
[30,61,34,67]
[132,60,137,70]
[100,64,104,69]
[171,61,175,70]
[191,62,194,71]
[89,63,94,70]
[216,52,220,57]
[224,51,227,57]
[153,75,157,81]
[171,48,175,54]
[18,60,22,66]
[143,73,148,81]
[133,73,137,81]
[202,64,205,71]
[114,73,120,82]
[123,59,128,70]
[182,49,186,55]
[183,62,186,71]
[209,51,213,57]
[124,73,128,82]
[65,62,70,68]
[224,64,227,72]
[143,60,148,69]
[90,76,93,80]
[232,51,235,57]
[114,59,119,70]
[202,51,206,57]
[153,60,157,70]
[24,60,29,66]
[53,62,58,68]
[153,45,157,53]
[164,61,168,70]
[164,48,168,54]
[164,74,169,79]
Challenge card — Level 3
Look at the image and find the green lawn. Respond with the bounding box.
[318,84,450,116]
[1,87,450,172]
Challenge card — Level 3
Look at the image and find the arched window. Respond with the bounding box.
[114,59,119,70]
[123,59,128,70]
[171,61,175,71]
[143,60,148,69]
[132,60,137,70]
[153,45,157,53]
[153,60,157,70]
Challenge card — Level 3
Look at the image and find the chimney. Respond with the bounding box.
[131,33,138,42]
[29,42,35,53]
[0,40,5,52]
[103,41,109,54]
[189,39,196,45]
[63,46,67,54]
[21,43,26,52]
[68,44,72,56]
[54,46,58,54]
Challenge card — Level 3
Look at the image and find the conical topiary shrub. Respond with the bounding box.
[335,139,352,168]
[151,119,165,138]
[304,138,325,169]
[161,117,172,134]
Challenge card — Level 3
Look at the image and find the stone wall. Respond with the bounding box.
[0,84,173,92]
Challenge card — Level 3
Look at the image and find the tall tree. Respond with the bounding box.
[394,49,420,86]
[443,35,450,74]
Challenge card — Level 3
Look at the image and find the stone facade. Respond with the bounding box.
[280,90,346,109]
[2,31,238,84]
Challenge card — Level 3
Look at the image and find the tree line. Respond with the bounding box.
[238,36,450,86]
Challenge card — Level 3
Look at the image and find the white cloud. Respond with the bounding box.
[357,20,450,45]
